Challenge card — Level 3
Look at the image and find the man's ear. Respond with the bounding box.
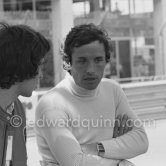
[63,61,72,71]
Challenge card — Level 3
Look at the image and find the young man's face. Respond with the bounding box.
[71,40,106,90]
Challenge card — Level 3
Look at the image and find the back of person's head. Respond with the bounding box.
[0,22,50,89]
[63,23,111,65]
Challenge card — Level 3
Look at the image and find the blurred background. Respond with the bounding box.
[0,0,166,165]
[0,0,164,85]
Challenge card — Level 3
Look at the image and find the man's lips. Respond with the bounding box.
[84,77,97,81]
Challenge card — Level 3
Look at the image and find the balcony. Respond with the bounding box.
[74,10,107,25]
[0,11,51,32]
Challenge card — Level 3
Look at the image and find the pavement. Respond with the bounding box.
[27,119,166,166]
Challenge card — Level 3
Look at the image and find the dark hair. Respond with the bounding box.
[63,23,111,65]
[0,22,50,89]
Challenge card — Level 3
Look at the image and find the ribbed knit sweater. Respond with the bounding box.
[35,72,148,166]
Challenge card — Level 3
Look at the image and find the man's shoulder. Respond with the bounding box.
[36,79,69,113]
[101,78,120,89]
[41,79,69,99]
[39,86,67,104]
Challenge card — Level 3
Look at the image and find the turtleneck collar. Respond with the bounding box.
[65,72,100,98]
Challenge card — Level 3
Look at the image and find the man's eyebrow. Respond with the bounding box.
[77,57,86,59]
[95,56,105,59]
[96,56,104,58]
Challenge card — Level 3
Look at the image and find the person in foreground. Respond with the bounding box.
[0,22,50,166]
[35,24,149,166]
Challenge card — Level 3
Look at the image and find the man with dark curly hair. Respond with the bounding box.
[0,22,50,166]
[36,24,148,166]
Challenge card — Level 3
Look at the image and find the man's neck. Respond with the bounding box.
[0,85,18,110]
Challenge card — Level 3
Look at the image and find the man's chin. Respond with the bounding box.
[83,80,100,90]
[21,92,33,98]
[83,83,99,90]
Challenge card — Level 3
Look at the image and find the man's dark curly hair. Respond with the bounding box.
[0,22,50,89]
[63,23,111,65]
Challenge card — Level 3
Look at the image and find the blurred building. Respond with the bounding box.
[0,0,164,86]
[74,0,155,79]
[103,12,154,79]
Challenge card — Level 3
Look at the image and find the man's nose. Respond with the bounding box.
[87,62,95,74]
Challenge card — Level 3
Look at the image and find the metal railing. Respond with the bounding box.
[113,75,166,84]
[121,80,166,120]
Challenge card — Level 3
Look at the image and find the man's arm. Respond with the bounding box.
[113,114,133,138]
[81,85,149,160]
[100,85,149,159]
[81,114,132,156]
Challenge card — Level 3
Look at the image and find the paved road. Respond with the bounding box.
[27,119,166,166]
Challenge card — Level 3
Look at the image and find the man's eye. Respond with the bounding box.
[77,60,86,63]
[95,58,104,63]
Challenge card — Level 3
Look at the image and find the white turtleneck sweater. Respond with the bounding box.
[35,72,148,166]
